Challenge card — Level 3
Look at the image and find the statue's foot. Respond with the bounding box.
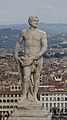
[17,96,26,105]
[34,98,41,104]
[28,94,34,102]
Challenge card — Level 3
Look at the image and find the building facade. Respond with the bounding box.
[39,86,67,114]
[0,84,22,118]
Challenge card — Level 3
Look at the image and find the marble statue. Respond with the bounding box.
[15,16,47,105]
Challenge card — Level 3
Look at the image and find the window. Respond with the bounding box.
[12,86,14,89]
[57,97,60,101]
[19,94,21,97]
[46,103,48,108]
[7,99,10,102]
[11,111,13,113]
[57,103,60,107]
[6,106,9,108]
[11,94,13,97]
[10,106,13,108]
[0,100,2,102]
[14,105,17,108]
[54,103,56,107]
[61,103,63,107]
[50,97,52,101]
[42,94,44,96]
[15,99,17,102]
[3,100,6,102]
[3,95,5,97]
[2,87,4,89]
[42,97,44,101]
[50,103,52,107]
[65,108,67,113]
[15,94,17,97]
[65,103,67,107]
[3,106,6,109]
[46,94,48,96]
[7,94,9,97]
[53,97,56,101]
[65,97,67,101]
[15,86,17,89]
[61,97,64,101]
[0,106,2,108]
[19,87,21,89]
[11,99,13,102]
[46,97,48,101]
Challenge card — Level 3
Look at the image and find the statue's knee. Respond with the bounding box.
[35,74,40,81]
[24,75,30,82]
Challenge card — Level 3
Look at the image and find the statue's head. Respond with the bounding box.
[28,16,39,28]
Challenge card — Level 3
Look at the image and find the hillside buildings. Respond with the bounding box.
[0,48,67,119]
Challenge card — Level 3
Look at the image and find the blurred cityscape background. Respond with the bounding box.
[0,23,67,119]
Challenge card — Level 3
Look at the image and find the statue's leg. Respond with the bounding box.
[17,61,23,82]
[22,66,31,98]
[18,66,31,103]
[34,57,43,102]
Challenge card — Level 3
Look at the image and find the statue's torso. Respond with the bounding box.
[22,28,43,57]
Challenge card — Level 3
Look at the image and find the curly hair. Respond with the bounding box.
[28,16,39,25]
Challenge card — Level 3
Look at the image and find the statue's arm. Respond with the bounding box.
[34,32,47,60]
[15,31,24,61]
[39,32,47,57]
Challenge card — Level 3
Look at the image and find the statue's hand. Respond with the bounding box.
[20,56,33,66]
[33,54,41,61]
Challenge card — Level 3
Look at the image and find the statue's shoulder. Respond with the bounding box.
[21,29,27,33]
[38,29,47,36]
[20,29,27,36]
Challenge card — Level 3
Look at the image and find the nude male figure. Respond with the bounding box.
[15,16,47,103]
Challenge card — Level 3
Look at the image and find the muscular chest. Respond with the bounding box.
[24,30,41,46]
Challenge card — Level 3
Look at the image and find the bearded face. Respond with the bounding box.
[28,16,39,28]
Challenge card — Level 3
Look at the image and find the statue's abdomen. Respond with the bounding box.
[24,39,41,57]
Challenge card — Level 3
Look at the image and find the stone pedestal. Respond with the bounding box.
[9,99,52,120]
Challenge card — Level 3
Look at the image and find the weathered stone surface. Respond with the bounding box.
[17,98,43,109]
[15,16,47,103]
[9,99,52,120]
[9,108,51,120]
[9,117,51,120]
[9,16,51,120]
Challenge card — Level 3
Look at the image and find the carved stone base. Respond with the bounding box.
[9,108,51,120]
[9,99,52,120]
[9,118,50,120]
[17,98,43,109]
